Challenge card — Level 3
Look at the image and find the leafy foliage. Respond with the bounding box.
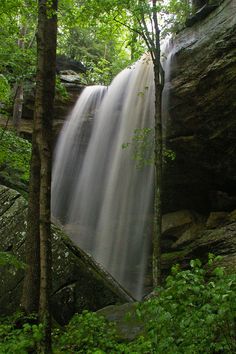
[0,75,11,105]
[0,1,37,84]
[122,127,176,168]
[0,313,43,354]
[0,252,25,269]
[163,0,192,34]
[55,76,69,101]
[53,311,118,353]
[0,128,31,183]
[53,257,235,353]
[129,255,236,353]
[1,257,235,353]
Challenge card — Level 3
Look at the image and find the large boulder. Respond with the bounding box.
[0,185,133,324]
[163,0,236,214]
[160,209,236,278]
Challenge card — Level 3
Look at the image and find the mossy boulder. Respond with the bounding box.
[97,303,144,342]
[0,185,133,324]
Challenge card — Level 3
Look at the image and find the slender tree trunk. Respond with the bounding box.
[151,0,164,288]
[152,59,163,287]
[21,134,41,313]
[21,1,57,352]
[13,83,24,132]
[13,26,26,133]
[36,1,57,352]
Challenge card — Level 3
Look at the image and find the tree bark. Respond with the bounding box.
[12,26,26,133]
[152,60,163,287]
[21,1,57,352]
[151,0,164,288]
[12,83,24,133]
[21,134,41,313]
[36,1,57,352]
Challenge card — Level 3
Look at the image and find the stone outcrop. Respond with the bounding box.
[141,208,236,293]
[163,0,236,214]
[160,209,236,279]
[20,73,84,140]
[0,56,86,139]
[0,185,133,324]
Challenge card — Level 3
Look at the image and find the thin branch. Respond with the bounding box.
[113,15,143,37]
[27,31,36,49]
[139,8,155,51]
[137,18,155,62]
[148,11,155,45]
[152,0,160,56]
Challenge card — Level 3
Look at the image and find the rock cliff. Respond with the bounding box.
[163,0,236,214]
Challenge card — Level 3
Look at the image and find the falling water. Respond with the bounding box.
[52,86,107,222]
[52,56,155,299]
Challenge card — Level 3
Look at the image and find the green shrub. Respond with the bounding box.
[0,313,43,354]
[129,256,236,353]
[54,256,236,353]
[54,311,119,353]
[0,75,11,105]
[1,257,235,353]
[0,128,31,184]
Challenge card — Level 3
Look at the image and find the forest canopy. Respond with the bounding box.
[0,0,195,109]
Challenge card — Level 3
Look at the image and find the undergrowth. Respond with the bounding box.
[0,256,235,353]
[0,128,31,186]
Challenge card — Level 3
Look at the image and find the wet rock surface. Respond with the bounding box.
[160,209,236,280]
[0,185,133,324]
[97,303,144,342]
[163,0,236,214]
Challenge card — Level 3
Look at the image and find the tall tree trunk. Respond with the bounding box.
[36,0,57,352]
[21,1,57,352]
[21,134,41,313]
[12,83,24,133]
[151,0,164,288]
[13,26,26,133]
[152,58,163,287]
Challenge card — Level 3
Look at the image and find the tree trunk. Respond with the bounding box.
[12,83,24,133]
[21,134,41,313]
[36,1,57,352]
[151,0,164,288]
[12,26,26,133]
[21,1,57,352]
[152,59,163,287]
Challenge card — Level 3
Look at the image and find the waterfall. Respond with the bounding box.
[52,56,156,299]
[52,85,107,222]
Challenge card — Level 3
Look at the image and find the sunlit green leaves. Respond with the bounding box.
[0,75,11,104]
[0,313,43,354]
[122,127,176,168]
[0,128,31,183]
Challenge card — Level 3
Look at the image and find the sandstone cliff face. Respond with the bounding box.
[163,0,236,214]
